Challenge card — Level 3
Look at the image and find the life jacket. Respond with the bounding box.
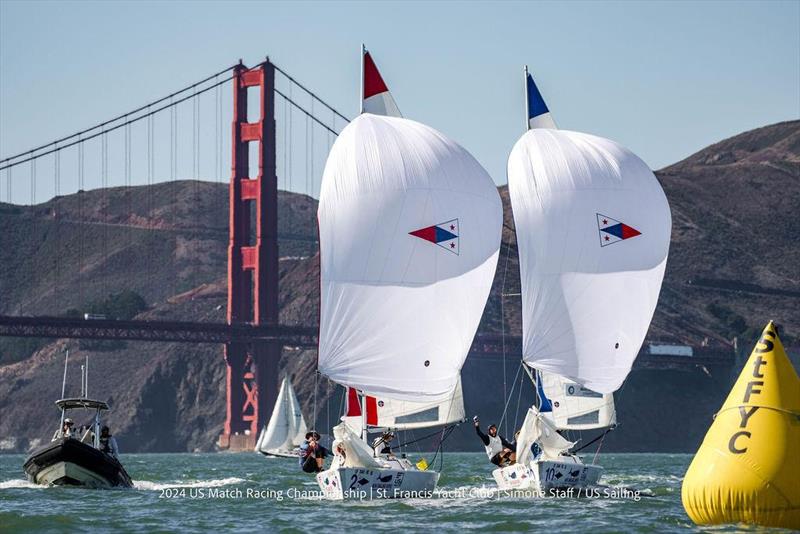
[100,436,111,454]
[484,434,503,459]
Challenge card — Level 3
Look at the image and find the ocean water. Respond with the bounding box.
[0,452,786,532]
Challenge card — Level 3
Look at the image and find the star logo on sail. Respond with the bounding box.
[409,219,459,255]
[597,214,641,247]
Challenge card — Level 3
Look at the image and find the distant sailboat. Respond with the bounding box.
[314,45,502,499]
[493,67,671,492]
[255,377,308,458]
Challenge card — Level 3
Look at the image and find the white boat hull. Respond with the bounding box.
[258,449,299,459]
[317,466,440,500]
[493,457,603,493]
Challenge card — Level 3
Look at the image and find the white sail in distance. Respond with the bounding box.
[508,128,671,394]
[318,114,502,402]
[256,377,307,454]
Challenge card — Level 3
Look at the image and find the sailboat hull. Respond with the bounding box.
[493,457,602,493]
[258,449,299,459]
[317,466,440,500]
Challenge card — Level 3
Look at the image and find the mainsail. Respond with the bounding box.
[342,379,465,433]
[508,72,671,395]
[538,370,616,431]
[317,103,502,402]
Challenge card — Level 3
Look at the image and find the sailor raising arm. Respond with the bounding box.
[473,416,516,467]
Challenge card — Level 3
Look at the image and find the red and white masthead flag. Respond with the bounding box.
[362,46,402,117]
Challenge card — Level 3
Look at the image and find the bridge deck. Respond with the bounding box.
[0,315,734,369]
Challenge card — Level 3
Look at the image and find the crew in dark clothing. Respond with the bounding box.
[473,416,516,467]
[299,431,327,473]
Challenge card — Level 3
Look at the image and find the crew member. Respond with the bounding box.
[372,431,395,457]
[474,416,516,467]
[299,431,327,473]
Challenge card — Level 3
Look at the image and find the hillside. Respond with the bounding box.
[0,120,798,453]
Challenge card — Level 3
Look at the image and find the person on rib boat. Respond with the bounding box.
[474,417,516,467]
[53,418,76,440]
[99,426,119,458]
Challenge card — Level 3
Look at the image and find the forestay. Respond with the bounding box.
[318,114,502,401]
[508,129,671,394]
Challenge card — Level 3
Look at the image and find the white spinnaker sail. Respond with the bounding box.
[508,129,671,394]
[318,114,503,401]
[539,371,616,431]
[342,379,465,432]
[288,380,308,446]
[256,377,293,453]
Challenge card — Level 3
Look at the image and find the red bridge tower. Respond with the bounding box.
[218,60,281,450]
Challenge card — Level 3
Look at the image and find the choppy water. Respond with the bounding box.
[0,452,787,532]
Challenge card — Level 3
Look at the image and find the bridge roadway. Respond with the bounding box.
[0,315,734,370]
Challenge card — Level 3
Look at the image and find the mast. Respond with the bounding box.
[524,65,530,132]
[360,43,365,115]
[360,392,367,442]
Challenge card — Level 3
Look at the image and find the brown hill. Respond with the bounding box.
[0,120,797,452]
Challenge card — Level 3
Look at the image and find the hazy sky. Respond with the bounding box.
[1,0,798,203]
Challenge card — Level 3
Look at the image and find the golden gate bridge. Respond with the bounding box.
[0,57,734,450]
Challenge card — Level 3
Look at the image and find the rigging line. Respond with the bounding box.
[498,361,524,431]
[499,236,513,435]
[512,363,525,433]
[274,89,340,137]
[271,63,350,124]
[0,75,234,172]
[312,369,319,431]
[325,378,331,433]
[5,167,10,203]
[392,423,459,450]
[573,426,615,454]
[0,64,237,166]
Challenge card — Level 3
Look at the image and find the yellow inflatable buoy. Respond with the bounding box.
[682,321,800,529]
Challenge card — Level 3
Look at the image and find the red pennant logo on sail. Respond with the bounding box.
[409,219,459,255]
[597,213,641,247]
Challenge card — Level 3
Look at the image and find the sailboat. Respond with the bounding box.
[254,377,308,458]
[493,67,671,492]
[314,45,502,500]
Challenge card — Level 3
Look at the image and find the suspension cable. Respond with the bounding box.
[0,74,235,172]
[274,88,340,136]
[0,64,237,168]
[271,63,350,124]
